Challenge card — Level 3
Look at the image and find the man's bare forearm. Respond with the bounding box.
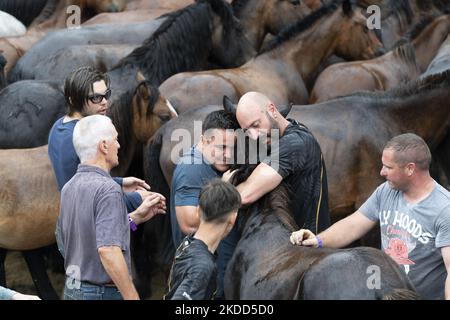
[98,246,139,300]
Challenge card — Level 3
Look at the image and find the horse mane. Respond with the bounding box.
[107,81,160,157]
[405,14,440,40]
[231,0,250,16]
[351,69,450,100]
[261,0,341,53]
[387,0,414,25]
[392,42,417,67]
[111,0,239,86]
[231,164,298,233]
[414,0,450,13]
[29,0,59,26]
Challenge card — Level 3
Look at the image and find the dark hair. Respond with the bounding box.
[198,179,241,223]
[384,133,432,170]
[64,66,110,116]
[202,110,238,134]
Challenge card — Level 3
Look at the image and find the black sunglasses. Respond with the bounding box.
[88,89,111,104]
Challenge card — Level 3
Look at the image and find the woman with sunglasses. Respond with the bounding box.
[48,67,154,257]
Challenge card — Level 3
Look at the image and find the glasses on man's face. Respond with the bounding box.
[88,88,111,104]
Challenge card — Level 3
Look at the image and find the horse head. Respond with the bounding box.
[203,0,256,67]
[334,0,385,60]
[223,95,293,118]
[131,79,178,144]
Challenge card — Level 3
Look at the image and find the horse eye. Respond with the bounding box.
[290,0,301,6]
[159,115,171,122]
[363,25,369,33]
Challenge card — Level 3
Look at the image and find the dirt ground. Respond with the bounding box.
[4,250,167,300]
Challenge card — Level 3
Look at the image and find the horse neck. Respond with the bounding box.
[264,10,342,82]
[381,89,450,147]
[108,89,139,177]
[234,0,267,50]
[412,15,450,72]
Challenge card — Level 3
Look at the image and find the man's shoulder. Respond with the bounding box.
[63,168,121,196]
[433,183,450,203]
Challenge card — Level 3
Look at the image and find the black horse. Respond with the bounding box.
[7,18,166,83]
[224,164,419,299]
[0,80,65,149]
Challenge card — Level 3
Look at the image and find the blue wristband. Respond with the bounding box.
[316,236,323,248]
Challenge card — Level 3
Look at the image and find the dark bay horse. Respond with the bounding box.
[0,81,176,299]
[311,14,450,103]
[231,0,314,51]
[223,165,418,299]
[0,0,126,74]
[378,0,450,49]
[420,35,450,189]
[159,0,384,113]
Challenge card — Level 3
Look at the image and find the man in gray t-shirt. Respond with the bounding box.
[290,133,450,300]
[59,115,166,300]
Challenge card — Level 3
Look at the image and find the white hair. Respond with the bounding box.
[73,115,116,162]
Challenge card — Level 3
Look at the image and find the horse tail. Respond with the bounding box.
[131,127,174,298]
[381,288,421,300]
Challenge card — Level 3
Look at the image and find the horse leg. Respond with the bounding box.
[0,248,7,286]
[22,248,59,300]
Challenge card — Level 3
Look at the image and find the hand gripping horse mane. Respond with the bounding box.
[224,164,420,299]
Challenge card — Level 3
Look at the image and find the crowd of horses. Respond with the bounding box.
[0,0,449,299]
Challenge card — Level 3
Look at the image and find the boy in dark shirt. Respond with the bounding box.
[165,179,241,300]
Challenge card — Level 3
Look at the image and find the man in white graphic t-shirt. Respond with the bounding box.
[289,133,450,300]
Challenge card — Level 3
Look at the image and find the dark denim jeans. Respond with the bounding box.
[63,278,123,300]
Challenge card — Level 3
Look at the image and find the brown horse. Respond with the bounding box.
[311,14,450,103]
[224,165,418,299]
[378,0,450,49]
[0,81,176,299]
[0,0,126,73]
[159,0,384,113]
[288,72,450,221]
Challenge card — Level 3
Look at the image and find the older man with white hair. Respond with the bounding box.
[58,115,166,300]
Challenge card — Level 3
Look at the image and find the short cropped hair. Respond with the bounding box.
[73,115,116,162]
[64,66,110,116]
[198,179,241,223]
[384,133,432,170]
[202,110,238,135]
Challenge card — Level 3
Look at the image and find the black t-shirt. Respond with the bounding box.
[165,236,217,300]
[264,119,330,233]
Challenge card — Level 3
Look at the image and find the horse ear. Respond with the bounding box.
[135,81,149,100]
[278,103,293,118]
[342,0,354,16]
[223,95,237,114]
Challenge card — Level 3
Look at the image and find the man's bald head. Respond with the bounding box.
[236,92,272,120]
